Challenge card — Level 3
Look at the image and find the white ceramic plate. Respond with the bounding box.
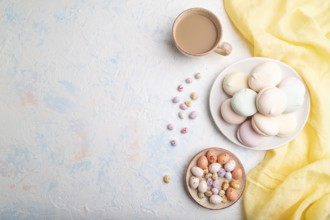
[209,57,310,150]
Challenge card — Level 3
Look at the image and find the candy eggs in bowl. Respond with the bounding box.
[185,148,246,210]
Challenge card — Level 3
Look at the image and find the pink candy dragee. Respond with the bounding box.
[181,127,188,134]
[177,84,184,92]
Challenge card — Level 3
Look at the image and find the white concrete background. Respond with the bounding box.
[0,0,265,219]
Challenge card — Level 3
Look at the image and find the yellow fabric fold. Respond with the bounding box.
[224,0,330,219]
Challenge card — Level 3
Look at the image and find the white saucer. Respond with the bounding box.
[209,57,310,150]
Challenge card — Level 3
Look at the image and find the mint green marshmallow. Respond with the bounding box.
[231,89,257,117]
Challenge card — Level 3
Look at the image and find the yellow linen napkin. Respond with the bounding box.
[224,0,330,219]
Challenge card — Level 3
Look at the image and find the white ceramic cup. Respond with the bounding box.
[172,8,232,57]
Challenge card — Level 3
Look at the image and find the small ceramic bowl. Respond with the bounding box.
[185,147,246,210]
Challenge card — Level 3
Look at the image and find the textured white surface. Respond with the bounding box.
[0,0,265,219]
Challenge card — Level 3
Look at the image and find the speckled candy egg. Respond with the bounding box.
[212,173,218,180]
[229,181,240,189]
[206,178,213,186]
[205,191,212,197]
[217,153,230,165]
[219,190,225,197]
[198,180,207,193]
[222,181,229,191]
[225,171,232,180]
[191,166,203,178]
[226,187,238,201]
[209,195,222,205]
[198,192,205,199]
[197,155,208,169]
[189,176,199,189]
[232,167,243,180]
[206,150,217,163]
[224,160,236,172]
[212,179,221,189]
[211,187,219,195]
[209,163,221,174]
[218,168,226,177]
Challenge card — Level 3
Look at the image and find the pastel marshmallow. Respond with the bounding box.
[248,62,282,92]
[256,87,287,116]
[222,72,250,96]
[220,98,247,125]
[251,113,280,136]
[278,77,306,95]
[237,120,267,148]
[231,89,257,117]
[277,77,306,113]
[277,113,298,137]
[279,86,304,113]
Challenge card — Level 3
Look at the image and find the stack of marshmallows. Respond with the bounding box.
[220,61,306,148]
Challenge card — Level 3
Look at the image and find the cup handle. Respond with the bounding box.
[214,42,232,56]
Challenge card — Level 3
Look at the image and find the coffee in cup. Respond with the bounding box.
[172,8,232,56]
